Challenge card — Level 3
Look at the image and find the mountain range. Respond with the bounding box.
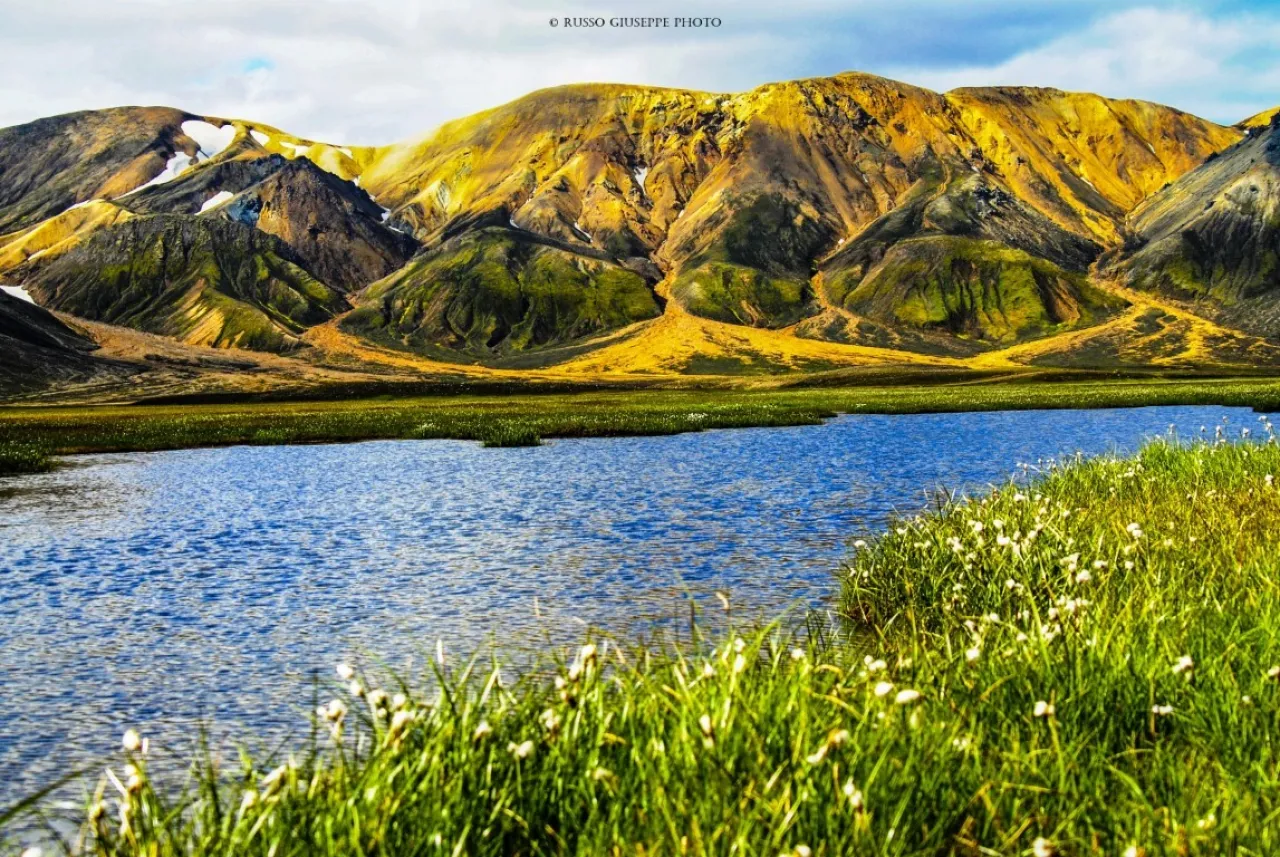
[2,72,1279,398]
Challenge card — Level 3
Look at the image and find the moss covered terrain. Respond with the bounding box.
[17,215,348,352]
[342,228,660,358]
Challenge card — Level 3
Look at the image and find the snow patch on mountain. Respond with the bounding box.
[633,166,649,195]
[124,152,197,195]
[572,221,592,242]
[199,191,235,213]
[282,141,312,157]
[66,198,103,212]
[181,120,236,159]
[1,285,34,304]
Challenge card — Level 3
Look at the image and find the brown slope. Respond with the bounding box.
[213,158,417,293]
[1116,112,1280,339]
[0,107,213,232]
[0,289,126,394]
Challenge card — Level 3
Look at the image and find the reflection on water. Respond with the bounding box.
[0,405,1249,801]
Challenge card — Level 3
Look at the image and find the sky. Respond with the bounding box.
[1,0,1277,145]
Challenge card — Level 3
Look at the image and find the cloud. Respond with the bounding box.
[897,6,1280,124]
[0,1,1275,143]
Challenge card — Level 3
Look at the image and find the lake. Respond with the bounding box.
[0,404,1250,801]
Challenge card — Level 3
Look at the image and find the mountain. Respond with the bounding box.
[1117,109,1280,338]
[1,76,1279,393]
[357,77,1238,352]
[0,288,121,393]
[16,216,347,351]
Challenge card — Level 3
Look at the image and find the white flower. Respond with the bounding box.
[733,653,747,674]
[392,693,408,710]
[349,681,364,698]
[699,714,714,737]
[1267,665,1280,680]
[367,689,389,709]
[336,663,355,681]
[702,662,716,678]
[1196,813,1216,831]
[864,656,887,672]
[970,521,984,533]
[473,721,492,741]
[1074,570,1092,584]
[261,764,290,792]
[390,709,415,735]
[1172,655,1194,676]
[873,681,894,698]
[1122,847,1139,857]
[509,740,534,759]
[1032,838,1056,857]
[733,637,746,653]
[853,539,867,548]
[539,708,561,733]
[794,847,813,857]
[1033,700,1055,718]
[239,789,259,813]
[894,689,921,705]
[965,647,981,664]
[842,779,864,811]
[122,729,142,753]
[790,648,805,661]
[1151,704,1173,716]
[320,699,348,722]
[20,849,43,857]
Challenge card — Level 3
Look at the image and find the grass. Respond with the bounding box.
[5,377,1280,459]
[0,440,52,476]
[13,430,1280,854]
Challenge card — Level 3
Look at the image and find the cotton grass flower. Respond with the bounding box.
[1032,838,1056,857]
[965,647,981,664]
[472,720,492,742]
[335,663,355,681]
[894,689,921,705]
[1172,655,1194,677]
[1266,665,1280,680]
[122,729,142,753]
[1033,700,1055,718]
[508,740,534,759]
[873,681,894,698]
[1151,704,1173,716]
[842,779,865,812]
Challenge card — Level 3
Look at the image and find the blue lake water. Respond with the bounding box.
[0,405,1252,801]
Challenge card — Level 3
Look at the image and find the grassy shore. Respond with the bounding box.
[0,440,52,476]
[2,376,1280,459]
[19,434,1280,855]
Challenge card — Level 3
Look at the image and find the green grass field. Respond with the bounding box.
[13,433,1280,855]
[3,377,1280,467]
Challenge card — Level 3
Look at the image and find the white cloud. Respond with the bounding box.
[899,7,1280,124]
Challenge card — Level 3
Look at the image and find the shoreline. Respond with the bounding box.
[7,436,1279,852]
[2,378,1280,468]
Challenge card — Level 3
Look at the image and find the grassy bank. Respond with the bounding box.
[0,440,52,476]
[19,435,1280,855]
[2,376,1280,457]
